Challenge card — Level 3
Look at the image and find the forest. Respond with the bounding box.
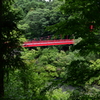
[0,0,100,100]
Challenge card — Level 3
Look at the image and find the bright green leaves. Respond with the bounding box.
[87,59,100,85]
[46,88,70,100]
[45,64,58,77]
[90,59,100,70]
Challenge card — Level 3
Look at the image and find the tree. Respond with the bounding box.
[0,0,24,98]
[60,0,100,83]
[49,0,100,54]
[47,0,100,99]
[16,0,64,39]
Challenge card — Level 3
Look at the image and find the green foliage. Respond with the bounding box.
[4,0,100,100]
[4,71,24,100]
[0,0,24,69]
[48,0,100,54]
[46,88,70,100]
[5,47,100,99]
[87,59,100,85]
[0,0,25,98]
[15,0,64,39]
[46,1,100,99]
[67,89,100,100]
[66,60,91,86]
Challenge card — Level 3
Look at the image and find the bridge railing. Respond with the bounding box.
[23,39,74,47]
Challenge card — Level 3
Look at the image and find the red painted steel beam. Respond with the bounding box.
[23,39,74,47]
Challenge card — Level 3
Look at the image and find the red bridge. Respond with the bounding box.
[23,39,74,47]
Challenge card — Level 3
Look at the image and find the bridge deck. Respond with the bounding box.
[23,39,74,47]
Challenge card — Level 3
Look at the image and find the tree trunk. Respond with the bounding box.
[0,67,4,98]
[0,0,4,98]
